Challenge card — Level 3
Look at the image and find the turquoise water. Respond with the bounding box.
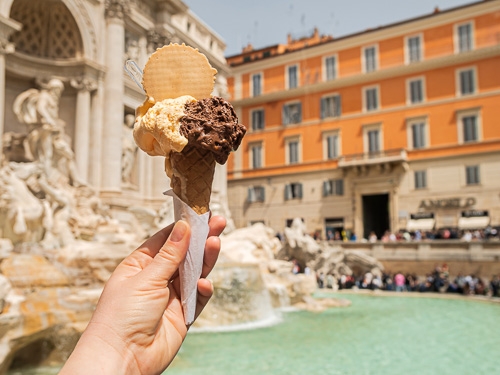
[166,293,499,375]
[8,293,499,375]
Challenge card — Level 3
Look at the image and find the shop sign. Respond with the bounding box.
[410,212,434,220]
[461,210,488,218]
[419,197,476,210]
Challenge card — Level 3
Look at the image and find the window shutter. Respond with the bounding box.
[248,187,255,202]
[320,97,326,119]
[283,105,289,125]
[335,95,341,116]
[284,184,291,200]
[323,181,330,196]
[297,183,303,199]
[336,179,344,195]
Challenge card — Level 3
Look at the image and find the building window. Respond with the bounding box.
[282,102,302,125]
[247,186,265,203]
[458,68,476,96]
[465,165,480,185]
[462,115,478,142]
[250,143,263,169]
[320,94,341,119]
[251,109,265,131]
[287,64,299,89]
[457,109,481,144]
[324,132,340,160]
[408,78,424,104]
[406,35,422,63]
[457,22,473,53]
[323,179,344,196]
[407,117,429,150]
[414,170,427,189]
[411,122,426,149]
[285,182,303,200]
[251,73,262,96]
[324,55,337,81]
[364,87,379,111]
[363,45,377,72]
[286,137,300,164]
[367,129,380,153]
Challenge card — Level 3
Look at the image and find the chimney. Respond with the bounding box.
[242,43,254,53]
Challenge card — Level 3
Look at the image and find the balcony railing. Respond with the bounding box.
[338,148,407,168]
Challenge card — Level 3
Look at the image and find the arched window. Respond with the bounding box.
[9,0,83,59]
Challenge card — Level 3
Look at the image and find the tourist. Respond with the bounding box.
[394,272,406,292]
[461,230,473,242]
[368,231,377,242]
[490,275,499,297]
[59,217,226,375]
[326,273,335,289]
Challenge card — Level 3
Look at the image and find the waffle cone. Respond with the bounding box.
[170,145,216,214]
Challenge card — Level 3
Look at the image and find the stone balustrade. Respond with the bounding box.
[332,240,500,262]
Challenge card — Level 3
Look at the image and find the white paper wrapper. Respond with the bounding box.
[164,189,210,325]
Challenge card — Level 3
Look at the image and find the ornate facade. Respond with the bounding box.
[0,0,230,213]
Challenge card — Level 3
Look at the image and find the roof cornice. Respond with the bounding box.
[230,0,500,73]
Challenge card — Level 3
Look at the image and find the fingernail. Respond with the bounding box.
[170,220,188,242]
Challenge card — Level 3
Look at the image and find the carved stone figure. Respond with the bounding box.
[279,217,384,283]
[13,78,65,177]
[121,114,138,187]
[12,78,84,187]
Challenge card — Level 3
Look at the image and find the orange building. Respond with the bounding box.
[225,0,500,240]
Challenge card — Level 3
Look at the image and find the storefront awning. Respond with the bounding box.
[407,218,435,231]
[458,216,490,230]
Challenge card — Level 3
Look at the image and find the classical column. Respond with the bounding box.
[0,15,21,157]
[70,77,97,183]
[89,79,104,188]
[102,0,129,191]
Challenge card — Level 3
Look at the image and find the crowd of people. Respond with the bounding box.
[320,226,500,242]
[317,264,500,298]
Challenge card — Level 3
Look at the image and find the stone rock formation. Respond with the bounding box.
[279,218,385,289]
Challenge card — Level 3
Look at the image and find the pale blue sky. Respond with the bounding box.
[184,0,477,56]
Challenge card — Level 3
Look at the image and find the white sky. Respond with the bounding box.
[183,0,478,56]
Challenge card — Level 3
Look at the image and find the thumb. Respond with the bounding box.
[143,220,191,287]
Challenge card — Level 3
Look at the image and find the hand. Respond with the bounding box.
[60,216,226,375]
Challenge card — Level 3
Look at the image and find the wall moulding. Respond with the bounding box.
[6,53,106,82]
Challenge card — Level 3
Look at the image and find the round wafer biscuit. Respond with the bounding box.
[142,43,217,101]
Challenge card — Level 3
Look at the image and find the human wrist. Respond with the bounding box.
[60,322,139,375]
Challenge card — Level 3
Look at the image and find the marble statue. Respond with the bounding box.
[279,217,384,285]
[12,78,84,187]
[0,77,124,249]
[121,114,138,187]
[13,78,65,175]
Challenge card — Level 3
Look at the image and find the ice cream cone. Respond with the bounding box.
[133,43,246,325]
[169,145,216,215]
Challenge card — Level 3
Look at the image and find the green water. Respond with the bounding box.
[166,293,499,375]
[8,293,500,375]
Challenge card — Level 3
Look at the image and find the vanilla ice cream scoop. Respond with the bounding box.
[133,95,195,156]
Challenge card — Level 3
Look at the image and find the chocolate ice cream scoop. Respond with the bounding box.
[179,97,246,164]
